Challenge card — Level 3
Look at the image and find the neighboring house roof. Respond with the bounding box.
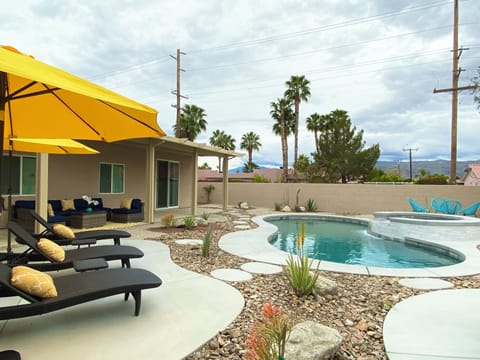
[199,168,283,182]
[461,164,480,185]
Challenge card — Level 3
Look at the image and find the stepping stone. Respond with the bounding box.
[234,225,251,230]
[210,268,252,282]
[240,262,283,275]
[232,220,247,225]
[175,239,203,246]
[238,217,251,221]
[398,277,454,290]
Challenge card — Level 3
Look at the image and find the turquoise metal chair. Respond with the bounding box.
[431,197,462,215]
[460,201,480,216]
[407,198,429,213]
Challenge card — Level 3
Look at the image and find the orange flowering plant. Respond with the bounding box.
[245,301,291,360]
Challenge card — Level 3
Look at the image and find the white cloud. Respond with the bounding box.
[2,0,479,169]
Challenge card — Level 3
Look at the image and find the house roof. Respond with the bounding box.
[153,136,244,157]
[461,164,480,182]
[198,168,283,182]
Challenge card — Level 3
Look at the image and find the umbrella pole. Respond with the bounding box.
[0,72,8,259]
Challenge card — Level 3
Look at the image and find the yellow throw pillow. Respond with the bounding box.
[11,266,58,298]
[120,198,132,209]
[38,238,65,262]
[47,203,55,217]
[61,199,75,211]
[52,223,75,239]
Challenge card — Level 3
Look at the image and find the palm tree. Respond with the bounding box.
[271,97,294,182]
[240,132,262,173]
[306,112,323,153]
[172,104,207,141]
[284,75,311,165]
[209,129,236,172]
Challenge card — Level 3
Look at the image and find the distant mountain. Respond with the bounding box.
[376,159,480,178]
[228,165,271,174]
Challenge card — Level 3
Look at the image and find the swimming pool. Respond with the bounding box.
[266,216,463,268]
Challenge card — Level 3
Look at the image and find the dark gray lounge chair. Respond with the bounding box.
[0,351,21,360]
[28,210,130,246]
[0,263,162,319]
[7,222,143,271]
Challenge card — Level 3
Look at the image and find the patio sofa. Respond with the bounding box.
[13,198,111,232]
[111,199,144,223]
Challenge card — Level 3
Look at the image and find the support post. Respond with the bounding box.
[222,156,228,211]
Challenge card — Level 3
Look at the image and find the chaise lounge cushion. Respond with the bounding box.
[38,238,65,262]
[10,266,57,298]
[52,224,75,239]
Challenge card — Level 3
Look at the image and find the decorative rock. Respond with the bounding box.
[234,225,250,230]
[297,206,306,212]
[285,321,342,360]
[238,202,249,209]
[281,205,291,212]
[175,239,203,246]
[232,220,247,225]
[313,276,338,297]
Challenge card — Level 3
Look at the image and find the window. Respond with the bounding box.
[99,163,124,194]
[1,155,36,195]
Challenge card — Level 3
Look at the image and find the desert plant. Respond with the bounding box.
[274,202,282,211]
[203,184,215,203]
[201,223,214,258]
[201,212,210,221]
[183,215,196,229]
[284,223,321,296]
[161,213,176,227]
[295,188,301,211]
[305,198,317,212]
[245,301,291,360]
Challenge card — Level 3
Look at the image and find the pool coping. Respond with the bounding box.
[218,213,480,277]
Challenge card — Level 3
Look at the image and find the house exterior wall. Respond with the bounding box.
[198,182,480,214]
[7,140,197,211]
[464,175,480,186]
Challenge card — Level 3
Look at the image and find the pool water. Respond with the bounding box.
[267,217,461,268]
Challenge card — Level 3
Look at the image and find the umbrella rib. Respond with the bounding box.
[99,100,160,133]
[40,83,103,139]
[7,81,60,101]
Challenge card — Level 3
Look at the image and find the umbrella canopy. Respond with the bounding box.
[0,45,165,141]
[6,138,99,154]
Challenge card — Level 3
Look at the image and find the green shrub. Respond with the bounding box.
[252,174,270,183]
[203,184,215,203]
[201,212,210,221]
[183,215,196,229]
[305,198,317,212]
[416,174,448,185]
[274,202,282,211]
[202,223,214,258]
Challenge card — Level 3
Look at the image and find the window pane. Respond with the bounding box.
[21,157,36,195]
[112,164,124,193]
[99,163,111,193]
[1,156,20,195]
[169,162,179,207]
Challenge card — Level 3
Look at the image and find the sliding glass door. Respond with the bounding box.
[156,160,179,208]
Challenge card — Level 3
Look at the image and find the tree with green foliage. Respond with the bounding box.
[240,132,262,173]
[306,112,331,153]
[284,75,311,165]
[313,109,380,183]
[243,161,260,173]
[471,67,480,110]
[209,129,236,172]
[172,104,207,141]
[271,97,294,182]
[198,162,211,170]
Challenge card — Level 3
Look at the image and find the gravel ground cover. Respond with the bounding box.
[140,210,480,359]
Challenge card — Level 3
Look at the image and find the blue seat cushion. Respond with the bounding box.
[47,215,68,224]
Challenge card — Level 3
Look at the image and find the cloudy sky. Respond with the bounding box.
[3,0,479,169]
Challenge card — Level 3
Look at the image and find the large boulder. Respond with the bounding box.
[281,205,292,212]
[285,321,342,359]
[313,276,338,297]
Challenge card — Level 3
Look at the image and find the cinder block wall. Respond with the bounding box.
[198,182,480,214]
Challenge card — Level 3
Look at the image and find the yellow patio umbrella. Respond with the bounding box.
[0,45,165,142]
[6,138,99,154]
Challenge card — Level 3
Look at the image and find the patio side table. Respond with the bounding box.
[69,211,107,229]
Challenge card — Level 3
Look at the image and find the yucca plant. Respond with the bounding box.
[305,198,317,212]
[202,223,214,258]
[183,215,196,229]
[284,223,321,297]
[161,213,175,227]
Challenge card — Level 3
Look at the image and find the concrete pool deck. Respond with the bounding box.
[219,213,480,277]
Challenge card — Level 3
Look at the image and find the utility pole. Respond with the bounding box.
[170,49,187,138]
[433,0,475,184]
[403,147,418,182]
